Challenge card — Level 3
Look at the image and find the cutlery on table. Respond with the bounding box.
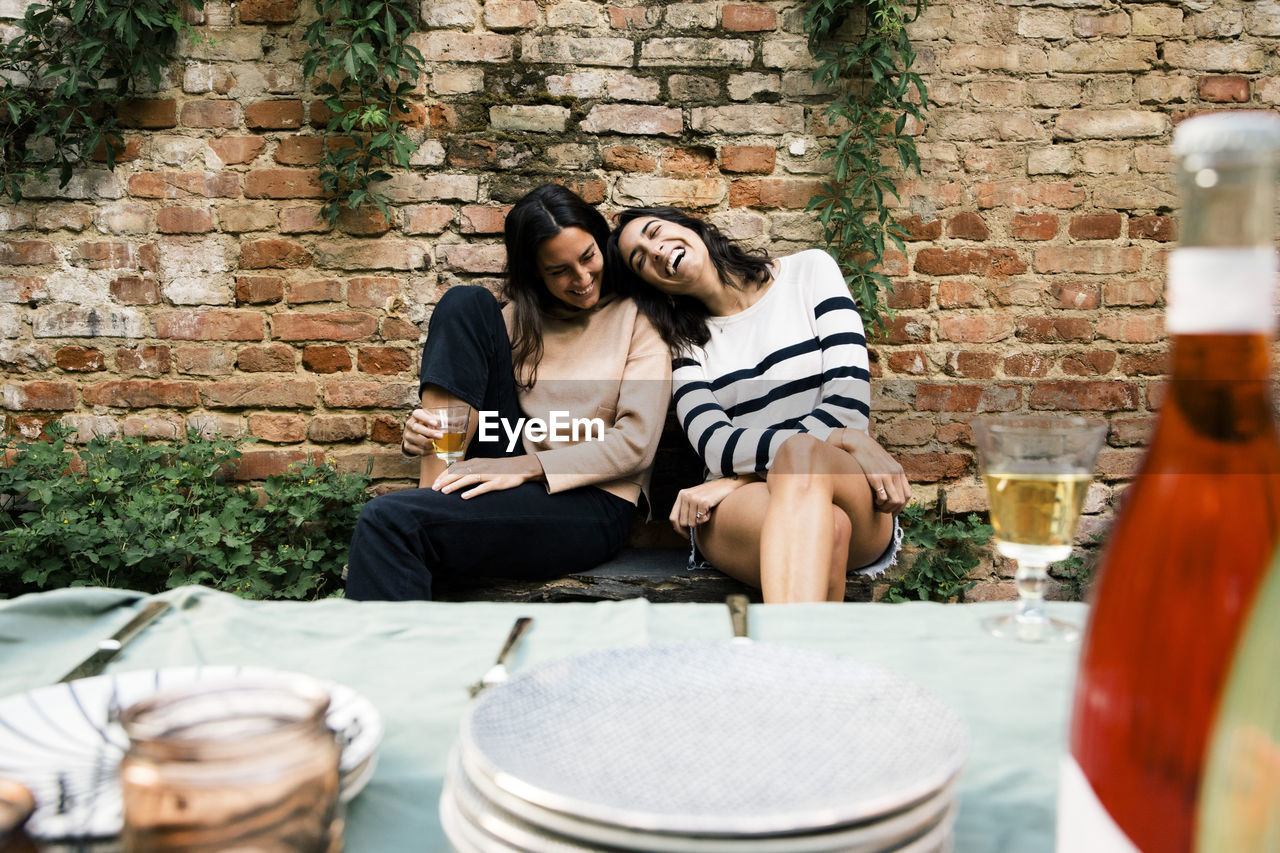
[468,617,533,698]
[726,594,751,644]
[57,600,172,683]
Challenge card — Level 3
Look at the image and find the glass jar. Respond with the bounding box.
[119,679,343,853]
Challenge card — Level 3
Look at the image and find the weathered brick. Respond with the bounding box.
[202,379,317,409]
[181,100,242,129]
[977,183,1084,209]
[722,4,775,31]
[899,452,971,484]
[302,345,353,373]
[245,169,324,199]
[938,281,987,308]
[321,380,416,408]
[358,346,412,374]
[117,98,178,129]
[899,216,942,241]
[581,105,681,136]
[1049,42,1156,73]
[885,281,931,310]
[245,99,305,130]
[946,212,989,241]
[1016,316,1094,343]
[237,343,296,372]
[336,206,393,237]
[219,205,276,233]
[1008,212,1059,239]
[1198,76,1250,103]
[249,413,307,443]
[941,45,1049,74]
[381,317,421,340]
[1029,381,1139,411]
[279,206,330,234]
[2,381,77,411]
[1055,110,1166,140]
[55,346,105,372]
[485,0,538,28]
[155,309,264,341]
[521,35,633,66]
[312,240,427,271]
[437,244,507,274]
[1132,6,1182,36]
[944,351,1000,379]
[273,312,379,341]
[491,105,570,133]
[1128,215,1175,242]
[1097,314,1164,343]
[603,145,657,172]
[669,75,721,100]
[937,314,1016,343]
[720,145,775,174]
[234,274,284,305]
[615,176,727,208]
[1052,281,1101,310]
[116,346,171,376]
[690,105,803,134]
[458,206,511,235]
[915,383,1020,412]
[36,205,93,232]
[727,177,821,209]
[1003,352,1053,378]
[72,241,135,270]
[121,414,183,439]
[1068,213,1123,240]
[83,380,200,408]
[308,414,367,442]
[1061,350,1117,377]
[239,0,297,21]
[288,279,344,304]
[414,32,513,63]
[641,38,752,67]
[344,277,396,309]
[156,206,216,234]
[274,136,324,165]
[1034,246,1142,274]
[914,248,1027,277]
[1075,11,1129,37]
[128,171,240,199]
[232,449,317,480]
[174,346,234,376]
[239,239,312,269]
[1163,42,1266,73]
[0,241,57,265]
[886,349,930,375]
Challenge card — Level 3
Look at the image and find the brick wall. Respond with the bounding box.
[0,0,1277,531]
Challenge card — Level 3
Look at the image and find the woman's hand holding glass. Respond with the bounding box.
[670,476,755,534]
[401,408,445,457]
[827,429,910,515]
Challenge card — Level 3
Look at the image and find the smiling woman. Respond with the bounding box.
[608,207,907,604]
[343,185,672,602]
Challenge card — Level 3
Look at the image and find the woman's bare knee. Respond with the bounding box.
[772,434,828,476]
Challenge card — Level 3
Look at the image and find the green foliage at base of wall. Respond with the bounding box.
[887,497,992,603]
[301,0,424,224]
[0,0,202,201]
[804,0,928,333]
[0,426,370,600]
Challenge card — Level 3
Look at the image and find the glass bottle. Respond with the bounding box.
[119,679,343,853]
[1059,111,1280,852]
[1195,552,1280,851]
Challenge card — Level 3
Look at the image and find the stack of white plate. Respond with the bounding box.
[441,643,968,853]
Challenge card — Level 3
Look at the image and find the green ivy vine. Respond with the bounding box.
[0,0,201,201]
[804,0,928,333]
[887,491,992,603]
[300,0,423,225]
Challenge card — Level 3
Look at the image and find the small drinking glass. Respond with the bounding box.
[119,679,343,852]
[973,415,1107,643]
[425,405,471,467]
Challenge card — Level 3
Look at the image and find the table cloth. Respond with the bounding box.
[0,587,1084,852]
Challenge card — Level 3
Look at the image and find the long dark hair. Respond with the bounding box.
[606,207,772,353]
[503,184,611,388]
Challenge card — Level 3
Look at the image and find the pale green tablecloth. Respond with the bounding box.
[0,587,1084,852]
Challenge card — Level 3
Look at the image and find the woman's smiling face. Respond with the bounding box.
[616,216,709,294]
[537,226,603,311]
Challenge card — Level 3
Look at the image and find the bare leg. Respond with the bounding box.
[416,385,478,488]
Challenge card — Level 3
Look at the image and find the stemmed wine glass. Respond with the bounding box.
[425,405,471,467]
[973,415,1107,643]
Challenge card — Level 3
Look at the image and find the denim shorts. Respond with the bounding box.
[688,515,903,579]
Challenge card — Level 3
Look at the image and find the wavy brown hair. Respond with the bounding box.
[606,206,772,353]
[503,184,611,388]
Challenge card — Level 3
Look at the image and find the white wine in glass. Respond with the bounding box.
[974,416,1107,643]
[427,405,471,466]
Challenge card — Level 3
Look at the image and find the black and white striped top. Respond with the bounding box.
[673,249,871,478]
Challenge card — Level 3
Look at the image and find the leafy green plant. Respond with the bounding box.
[886,494,992,602]
[0,424,370,599]
[804,0,928,333]
[1050,533,1104,602]
[0,0,202,200]
[301,0,424,224]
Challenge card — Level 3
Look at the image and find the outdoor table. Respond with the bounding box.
[0,587,1083,852]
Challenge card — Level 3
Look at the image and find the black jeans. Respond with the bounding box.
[344,286,634,601]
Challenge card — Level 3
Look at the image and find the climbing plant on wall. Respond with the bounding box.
[0,0,201,201]
[804,0,928,333]
[300,0,424,224]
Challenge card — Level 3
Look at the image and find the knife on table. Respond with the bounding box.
[57,600,172,683]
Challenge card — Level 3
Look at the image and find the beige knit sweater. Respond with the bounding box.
[501,294,672,505]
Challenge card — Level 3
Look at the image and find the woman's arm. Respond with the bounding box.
[825,428,910,514]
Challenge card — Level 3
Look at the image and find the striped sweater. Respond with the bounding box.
[673,249,871,478]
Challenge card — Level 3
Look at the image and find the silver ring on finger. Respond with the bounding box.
[877,488,887,497]
[695,511,705,520]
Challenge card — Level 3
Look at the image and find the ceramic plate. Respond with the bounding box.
[0,666,382,840]
[461,643,967,837]
[448,747,958,853]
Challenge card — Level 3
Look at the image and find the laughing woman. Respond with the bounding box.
[344,185,671,600]
[608,208,908,603]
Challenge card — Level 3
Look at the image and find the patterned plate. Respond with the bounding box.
[460,643,968,837]
[0,666,382,840]
[448,747,958,853]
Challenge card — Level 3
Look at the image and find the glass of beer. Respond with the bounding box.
[974,415,1107,642]
[427,405,471,467]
